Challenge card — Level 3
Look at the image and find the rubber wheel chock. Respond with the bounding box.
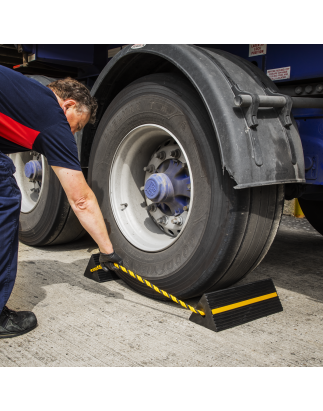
[189,279,283,332]
[84,253,120,283]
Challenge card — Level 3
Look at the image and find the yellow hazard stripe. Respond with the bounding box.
[211,292,278,315]
[108,261,206,316]
[170,295,178,303]
[188,305,197,314]
[90,264,102,272]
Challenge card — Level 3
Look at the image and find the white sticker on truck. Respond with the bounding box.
[131,44,146,49]
[267,66,291,81]
[249,44,267,57]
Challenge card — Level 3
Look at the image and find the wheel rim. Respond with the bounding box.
[109,124,193,252]
[10,151,45,213]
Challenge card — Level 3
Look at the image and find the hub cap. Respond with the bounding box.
[144,160,191,216]
[24,160,42,181]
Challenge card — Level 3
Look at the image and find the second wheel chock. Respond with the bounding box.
[188,279,283,332]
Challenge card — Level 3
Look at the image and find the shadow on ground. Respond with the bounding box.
[14,256,123,312]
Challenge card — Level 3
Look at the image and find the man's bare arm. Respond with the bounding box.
[52,166,114,254]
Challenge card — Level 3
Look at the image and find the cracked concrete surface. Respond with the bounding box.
[0,215,322,367]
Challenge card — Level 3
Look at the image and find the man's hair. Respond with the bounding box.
[47,77,98,124]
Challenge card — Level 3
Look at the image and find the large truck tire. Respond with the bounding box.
[298,198,323,235]
[9,152,85,246]
[88,73,284,299]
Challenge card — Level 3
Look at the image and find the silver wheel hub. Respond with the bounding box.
[10,151,45,213]
[109,124,193,252]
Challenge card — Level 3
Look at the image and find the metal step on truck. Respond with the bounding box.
[1,44,322,300]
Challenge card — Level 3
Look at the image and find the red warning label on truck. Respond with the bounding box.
[249,44,267,57]
[267,67,291,81]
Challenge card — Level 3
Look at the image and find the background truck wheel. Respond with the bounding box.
[9,151,85,246]
[88,73,285,299]
[298,198,323,235]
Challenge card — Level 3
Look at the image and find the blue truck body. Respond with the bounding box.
[15,44,323,191]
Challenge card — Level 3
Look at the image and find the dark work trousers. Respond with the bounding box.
[0,151,21,313]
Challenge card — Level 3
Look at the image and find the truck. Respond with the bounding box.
[1,43,322,300]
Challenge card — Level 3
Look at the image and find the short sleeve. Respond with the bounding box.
[32,122,82,171]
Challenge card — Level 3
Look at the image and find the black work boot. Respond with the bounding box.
[0,306,37,339]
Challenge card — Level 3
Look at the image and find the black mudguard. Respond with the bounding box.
[86,44,305,189]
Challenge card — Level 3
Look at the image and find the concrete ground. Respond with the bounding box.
[0,215,322,367]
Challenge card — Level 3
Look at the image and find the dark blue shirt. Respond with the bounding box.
[0,65,82,171]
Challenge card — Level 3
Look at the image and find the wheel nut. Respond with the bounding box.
[187,184,191,191]
[147,203,157,212]
[170,149,181,159]
[155,151,166,160]
[183,205,189,211]
[143,164,155,173]
[157,216,168,225]
[171,217,183,225]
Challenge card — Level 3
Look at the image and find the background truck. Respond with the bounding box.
[1,43,322,300]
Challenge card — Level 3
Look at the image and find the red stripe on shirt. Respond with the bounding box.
[0,112,40,149]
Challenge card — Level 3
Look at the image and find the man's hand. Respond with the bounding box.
[99,251,123,272]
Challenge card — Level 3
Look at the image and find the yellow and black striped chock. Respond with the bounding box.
[84,253,119,283]
[189,279,283,332]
